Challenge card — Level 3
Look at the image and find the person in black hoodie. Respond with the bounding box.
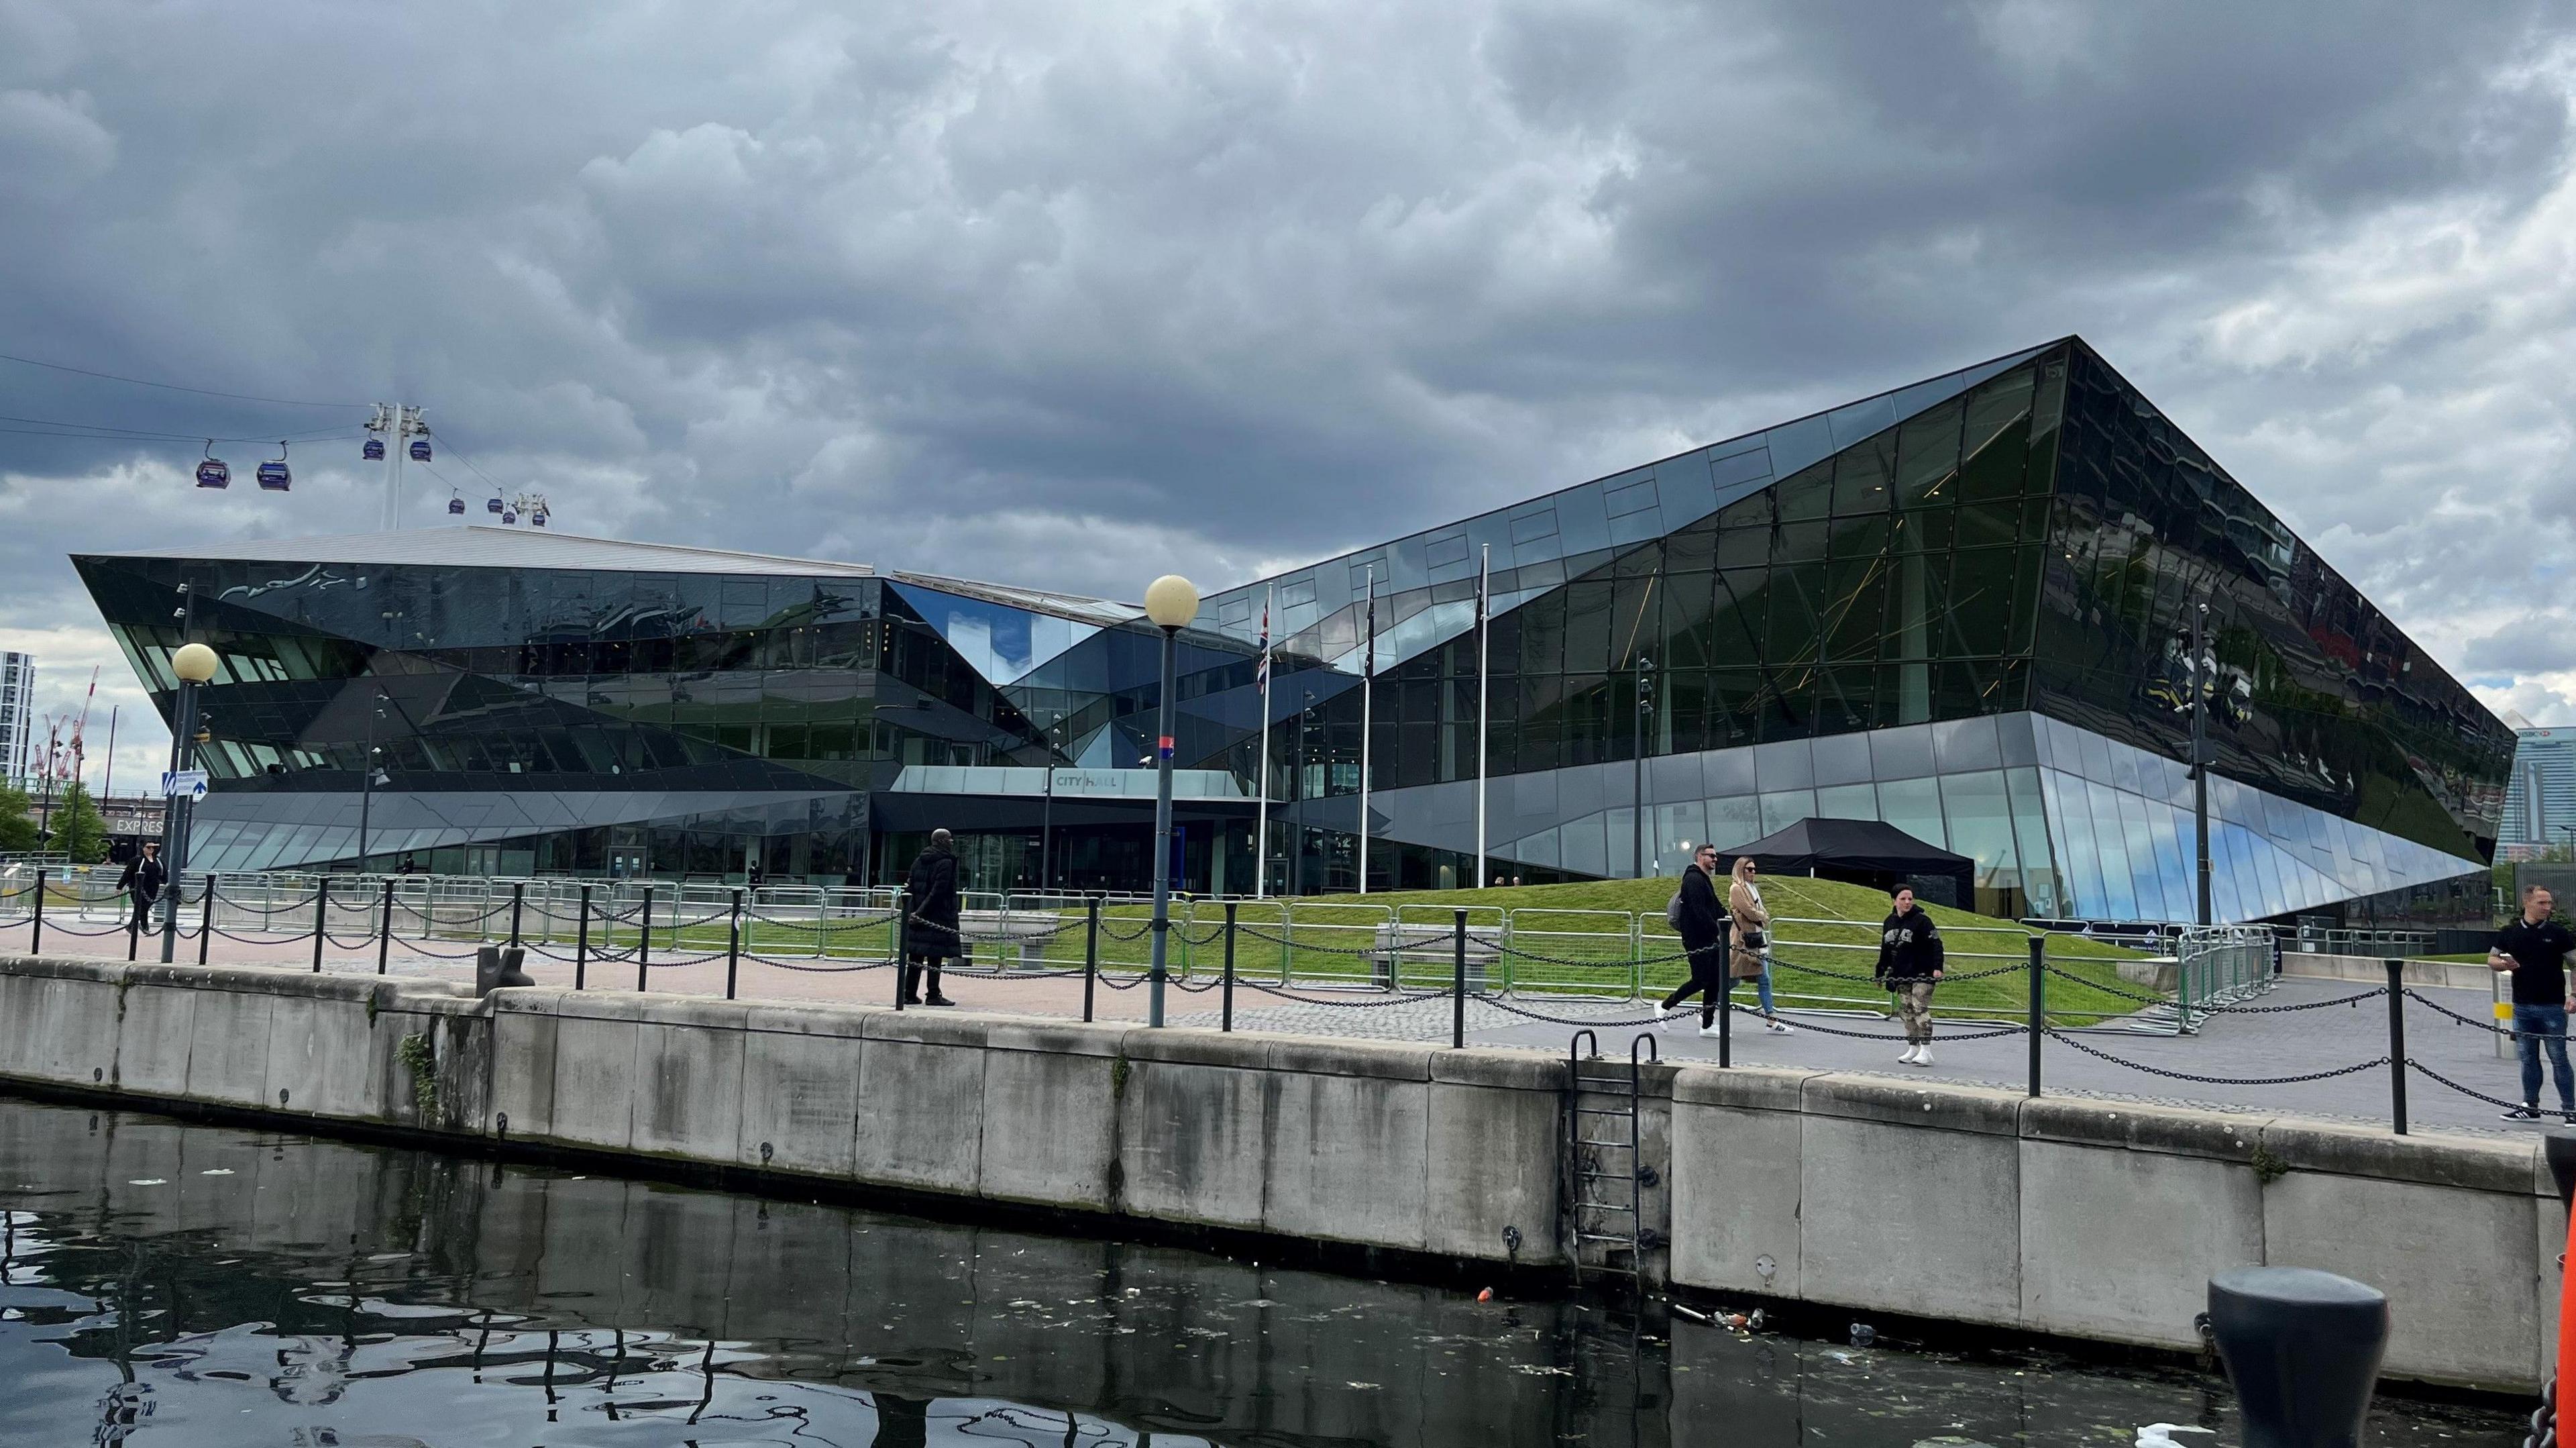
[1873,886,1945,1066]
[902,829,961,1006]
[116,841,168,937]
[1657,844,1731,1036]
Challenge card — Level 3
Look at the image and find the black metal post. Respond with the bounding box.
[725,888,743,1000]
[126,893,140,960]
[1632,656,1652,879]
[311,876,329,973]
[1082,893,1101,1023]
[1452,907,1469,1049]
[377,878,394,976]
[30,868,42,953]
[2383,960,2408,1135]
[1222,900,1238,1033]
[574,884,591,990]
[197,881,213,966]
[1716,933,1732,1068]
[635,886,651,992]
[2027,933,2045,1098]
[508,881,526,948]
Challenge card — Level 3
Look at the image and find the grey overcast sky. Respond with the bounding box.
[3,1,2573,788]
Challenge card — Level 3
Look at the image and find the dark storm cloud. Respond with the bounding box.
[3,0,2574,781]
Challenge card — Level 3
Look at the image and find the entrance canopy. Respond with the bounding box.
[1713,817,1976,909]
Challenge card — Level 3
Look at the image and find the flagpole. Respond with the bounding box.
[1358,565,1374,896]
[1254,582,1273,900]
[1474,545,1489,890]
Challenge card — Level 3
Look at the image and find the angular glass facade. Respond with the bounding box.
[76,338,2511,921]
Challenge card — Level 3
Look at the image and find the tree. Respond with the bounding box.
[50,780,109,865]
[0,782,35,854]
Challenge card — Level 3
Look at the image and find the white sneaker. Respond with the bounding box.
[1698,1023,1723,1038]
[1898,1044,1919,1064]
[1764,1018,1793,1035]
[1911,1046,1935,1068]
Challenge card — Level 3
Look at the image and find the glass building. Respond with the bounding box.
[2497,713,2576,862]
[75,338,2511,923]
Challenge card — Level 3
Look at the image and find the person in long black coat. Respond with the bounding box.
[117,841,168,937]
[902,829,961,1006]
[1657,843,1730,1034]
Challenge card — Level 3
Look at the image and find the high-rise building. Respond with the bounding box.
[70,338,2512,922]
[0,652,32,786]
[2497,711,2576,861]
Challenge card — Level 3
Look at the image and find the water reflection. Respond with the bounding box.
[0,1098,2521,1447]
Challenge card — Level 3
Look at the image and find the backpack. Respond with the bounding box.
[1666,888,1686,930]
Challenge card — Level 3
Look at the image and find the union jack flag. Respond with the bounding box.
[1255,592,1271,691]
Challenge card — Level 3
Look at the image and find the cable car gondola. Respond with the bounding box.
[447,488,466,516]
[195,439,230,489]
[486,495,503,515]
[409,437,432,462]
[256,441,291,492]
[363,437,385,461]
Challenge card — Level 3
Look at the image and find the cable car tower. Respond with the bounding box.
[364,404,427,529]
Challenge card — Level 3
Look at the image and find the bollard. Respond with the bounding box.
[574,884,591,990]
[2383,960,2408,1136]
[508,881,526,948]
[475,944,535,998]
[30,868,43,953]
[725,888,743,1000]
[1082,894,1101,1024]
[2027,934,2045,1098]
[2206,1266,2388,1448]
[1715,934,1732,1068]
[635,888,652,992]
[126,894,141,960]
[1452,908,1470,1049]
[377,878,395,976]
[311,876,329,974]
[198,882,214,966]
[1222,901,1238,1033]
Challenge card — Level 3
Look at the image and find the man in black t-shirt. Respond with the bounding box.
[2489,885,2576,1121]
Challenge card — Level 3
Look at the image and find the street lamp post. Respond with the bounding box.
[1633,654,1654,878]
[160,640,220,962]
[2190,599,2212,926]
[355,684,384,872]
[1294,686,1313,897]
[1038,708,1065,892]
[1142,574,1199,1028]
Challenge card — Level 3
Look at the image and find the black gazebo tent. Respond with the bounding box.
[1713,817,1977,908]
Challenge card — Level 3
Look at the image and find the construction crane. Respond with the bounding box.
[65,667,97,787]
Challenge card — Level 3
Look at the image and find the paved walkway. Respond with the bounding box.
[3,912,2548,1137]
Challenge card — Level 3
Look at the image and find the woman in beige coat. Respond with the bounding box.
[1726,858,1792,1033]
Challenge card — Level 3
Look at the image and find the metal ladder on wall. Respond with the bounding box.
[1566,1030,1658,1282]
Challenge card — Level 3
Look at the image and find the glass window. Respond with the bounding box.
[1707,794,1762,851]
[1811,729,1873,787]
[1758,788,1816,835]
[1815,781,1876,819]
[1939,770,2015,890]
[2004,767,2059,917]
[1876,775,1946,848]
[1931,716,2001,772]
[1894,397,1964,507]
[2085,779,2138,918]
[1754,738,1814,792]
[1870,723,1935,780]
[1560,811,1607,877]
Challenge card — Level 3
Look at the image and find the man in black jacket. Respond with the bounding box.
[116,841,168,937]
[902,829,961,1006]
[1657,844,1731,1035]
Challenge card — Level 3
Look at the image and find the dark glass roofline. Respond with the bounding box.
[1193,338,2072,638]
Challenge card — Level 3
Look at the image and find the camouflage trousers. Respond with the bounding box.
[1892,981,1937,1043]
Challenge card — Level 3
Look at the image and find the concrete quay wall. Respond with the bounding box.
[0,952,2557,1393]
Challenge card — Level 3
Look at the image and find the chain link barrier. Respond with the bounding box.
[2041,1026,2389,1086]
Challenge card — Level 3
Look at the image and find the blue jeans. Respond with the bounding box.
[2514,1004,2573,1111]
[1728,960,1776,1017]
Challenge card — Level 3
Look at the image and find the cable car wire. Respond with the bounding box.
[0,413,366,444]
[0,350,372,408]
